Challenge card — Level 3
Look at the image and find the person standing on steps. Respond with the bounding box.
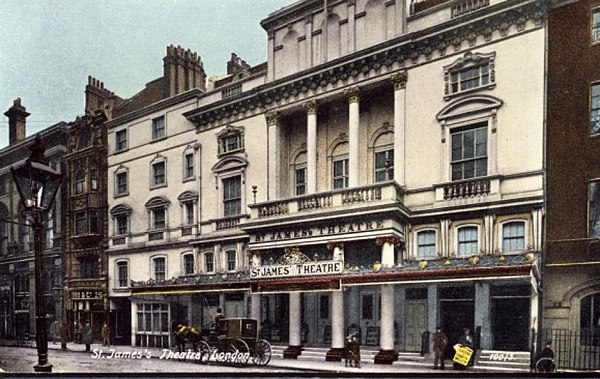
[432,326,448,370]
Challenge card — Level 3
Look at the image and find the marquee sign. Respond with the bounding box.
[250,260,343,279]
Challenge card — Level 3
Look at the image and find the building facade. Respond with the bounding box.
[0,99,68,340]
[544,0,600,370]
[107,0,548,365]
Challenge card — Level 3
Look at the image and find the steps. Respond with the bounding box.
[271,345,379,363]
[473,350,531,373]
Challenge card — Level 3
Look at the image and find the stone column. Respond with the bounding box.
[305,101,318,194]
[267,111,281,199]
[375,284,397,364]
[376,236,401,268]
[284,292,302,359]
[474,282,490,349]
[347,87,360,188]
[251,294,262,335]
[130,302,137,347]
[392,72,407,186]
[326,290,345,361]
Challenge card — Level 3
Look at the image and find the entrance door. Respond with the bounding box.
[360,291,380,346]
[441,300,474,358]
[492,298,530,350]
[405,300,427,351]
[317,294,331,345]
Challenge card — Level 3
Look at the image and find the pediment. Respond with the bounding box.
[436,95,503,122]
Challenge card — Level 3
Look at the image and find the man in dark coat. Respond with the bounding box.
[432,326,448,370]
[82,322,92,352]
[59,322,71,351]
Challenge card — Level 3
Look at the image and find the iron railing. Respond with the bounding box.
[540,329,600,371]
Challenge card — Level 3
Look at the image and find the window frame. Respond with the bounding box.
[456,225,479,257]
[444,51,496,100]
[374,148,394,183]
[450,122,488,181]
[205,252,215,273]
[222,175,242,217]
[151,116,166,141]
[182,252,195,276]
[152,256,167,281]
[183,152,195,180]
[74,169,85,195]
[217,125,245,156]
[74,211,87,235]
[501,220,526,253]
[415,229,437,259]
[589,179,600,237]
[226,249,237,272]
[332,156,349,189]
[115,129,128,152]
[116,260,129,288]
[151,160,167,188]
[592,8,600,43]
[114,168,129,197]
[591,82,600,135]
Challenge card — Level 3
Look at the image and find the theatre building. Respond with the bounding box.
[108,0,548,364]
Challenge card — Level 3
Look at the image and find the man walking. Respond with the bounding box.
[432,326,448,370]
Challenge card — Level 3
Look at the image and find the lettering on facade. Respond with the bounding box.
[253,220,384,243]
[74,290,103,299]
[250,260,343,279]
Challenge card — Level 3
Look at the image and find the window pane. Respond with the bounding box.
[153,208,165,229]
[417,231,436,258]
[153,162,165,185]
[502,222,525,252]
[592,11,600,41]
[590,181,600,237]
[458,227,478,256]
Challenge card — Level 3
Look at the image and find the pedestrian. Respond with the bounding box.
[82,322,92,352]
[101,322,111,347]
[453,327,474,370]
[537,340,555,373]
[432,326,448,370]
[59,322,71,351]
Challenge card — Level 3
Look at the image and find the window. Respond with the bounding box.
[74,212,87,235]
[153,257,166,281]
[444,52,496,99]
[184,153,194,179]
[593,9,600,42]
[362,294,374,320]
[580,293,600,346]
[223,176,241,216]
[116,214,128,235]
[80,256,98,278]
[205,252,214,273]
[332,158,349,189]
[451,123,487,181]
[502,221,525,252]
[184,202,194,225]
[226,250,236,271]
[183,253,195,275]
[295,167,306,196]
[90,210,98,234]
[152,161,166,187]
[589,180,600,237]
[116,261,129,287]
[74,170,85,194]
[217,125,245,155]
[115,129,127,151]
[457,226,478,256]
[592,83,600,134]
[115,171,128,196]
[416,230,436,259]
[90,168,98,191]
[152,208,166,230]
[152,116,165,140]
[136,303,169,333]
[374,149,394,182]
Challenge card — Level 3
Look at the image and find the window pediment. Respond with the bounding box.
[436,95,503,123]
[145,196,170,208]
[212,156,248,174]
[110,204,132,216]
[177,191,199,202]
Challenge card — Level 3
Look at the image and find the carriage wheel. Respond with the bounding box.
[194,340,211,364]
[252,339,272,366]
[229,338,250,366]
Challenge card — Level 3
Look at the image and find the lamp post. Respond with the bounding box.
[11,135,62,373]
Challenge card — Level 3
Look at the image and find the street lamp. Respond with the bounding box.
[11,135,62,373]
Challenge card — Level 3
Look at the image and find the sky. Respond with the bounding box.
[0,0,292,149]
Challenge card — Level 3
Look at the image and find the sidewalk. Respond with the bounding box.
[0,339,445,374]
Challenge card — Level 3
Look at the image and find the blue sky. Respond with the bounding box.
[0,0,291,148]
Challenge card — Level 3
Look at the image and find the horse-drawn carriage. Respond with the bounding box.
[175,318,272,366]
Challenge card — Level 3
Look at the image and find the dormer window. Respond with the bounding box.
[444,52,496,100]
[217,125,245,156]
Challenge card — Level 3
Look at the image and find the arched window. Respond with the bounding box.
[580,293,600,346]
[152,256,167,281]
[502,221,525,253]
[115,260,129,288]
[182,252,195,276]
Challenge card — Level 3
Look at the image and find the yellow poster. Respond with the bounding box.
[452,345,474,367]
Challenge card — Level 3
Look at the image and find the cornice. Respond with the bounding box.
[185,0,547,131]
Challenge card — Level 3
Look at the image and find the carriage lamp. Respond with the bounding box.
[11,135,62,373]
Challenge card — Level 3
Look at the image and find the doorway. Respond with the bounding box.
[492,297,530,350]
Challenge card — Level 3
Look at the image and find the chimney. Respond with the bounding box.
[227,53,251,76]
[163,45,207,97]
[4,98,29,145]
[85,76,119,120]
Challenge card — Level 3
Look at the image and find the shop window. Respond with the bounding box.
[457,226,478,256]
[580,293,600,346]
[374,149,394,182]
[223,176,241,216]
[502,221,525,252]
[205,252,214,273]
[591,83,600,134]
[115,129,127,152]
[152,116,165,140]
[590,180,600,237]
[116,261,129,288]
[416,230,436,259]
[152,256,166,281]
[451,122,487,181]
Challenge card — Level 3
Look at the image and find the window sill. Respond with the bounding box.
[114,148,129,155]
[150,183,168,190]
[217,148,245,158]
[150,136,167,144]
[114,192,129,198]
[182,176,196,183]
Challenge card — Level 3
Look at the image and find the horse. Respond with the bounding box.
[174,324,205,353]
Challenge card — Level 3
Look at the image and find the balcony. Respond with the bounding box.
[410,0,489,17]
[249,182,405,223]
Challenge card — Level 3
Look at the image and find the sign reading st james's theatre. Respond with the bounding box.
[250,260,343,279]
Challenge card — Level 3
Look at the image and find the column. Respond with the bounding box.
[326,291,345,361]
[376,236,401,268]
[130,302,137,347]
[327,241,344,261]
[305,101,318,194]
[284,292,302,359]
[375,284,397,364]
[484,214,494,255]
[474,282,491,349]
[346,87,360,187]
[251,294,261,335]
[392,72,407,186]
[427,285,438,355]
[267,111,281,199]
